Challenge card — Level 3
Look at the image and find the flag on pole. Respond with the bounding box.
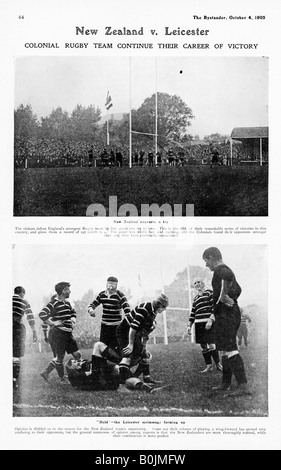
[105,91,113,110]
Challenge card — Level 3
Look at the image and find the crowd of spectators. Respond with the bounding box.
[14,136,246,169]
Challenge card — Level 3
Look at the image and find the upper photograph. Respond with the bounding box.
[13,56,268,217]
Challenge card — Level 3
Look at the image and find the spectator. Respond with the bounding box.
[88,145,94,167]
[133,150,139,167]
[116,149,123,167]
[139,150,145,167]
[168,149,175,166]
[147,151,154,167]
[210,145,220,167]
[237,308,251,348]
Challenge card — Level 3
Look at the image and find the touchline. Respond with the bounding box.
[86,196,194,216]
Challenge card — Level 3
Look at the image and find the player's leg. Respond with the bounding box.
[200,343,213,373]
[93,340,120,362]
[13,323,26,389]
[209,343,222,371]
[118,357,132,383]
[222,308,250,395]
[40,359,57,382]
[237,327,242,347]
[54,330,68,383]
[40,328,58,381]
[13,357,20,389]
[212,353,232,391]
[242,325,248,347]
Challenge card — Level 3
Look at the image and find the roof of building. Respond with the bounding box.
[231,127,268,140]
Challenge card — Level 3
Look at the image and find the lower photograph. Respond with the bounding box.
[12,243,267,418]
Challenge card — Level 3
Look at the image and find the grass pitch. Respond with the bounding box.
[13,340,268,417]
[14,166,268,217]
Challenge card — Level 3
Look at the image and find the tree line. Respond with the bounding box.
[15,92,229,151]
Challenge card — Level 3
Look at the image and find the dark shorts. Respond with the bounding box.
[51,328,79,359]
[214,303,241,351]
[195,322,216,344]
[13,322,26,357]
[116,320,143,359]
[100,323,119,350]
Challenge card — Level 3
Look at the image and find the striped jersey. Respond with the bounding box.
[89,290,130,326]
[125,302,156,333]
[39,297,76,333]
[189,289,213,325]
[13,294,35,326]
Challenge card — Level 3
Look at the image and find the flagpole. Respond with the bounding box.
[106,107,109,146]
[155,57,158,166]
[160,253,168,346]
[129,57,132,168]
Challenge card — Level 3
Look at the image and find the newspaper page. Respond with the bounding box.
[0,0,280,453]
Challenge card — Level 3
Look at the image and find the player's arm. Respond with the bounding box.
[121,295,131,316]
[140,328,151,349]
[39,304,62,327]
[123,327,137,356]
[88,294,101,317]
[42,323,49,342]
[141,336,148,350]
[205,291,215,329]
[217,280,234,306]
[25,302,37,341]
[187,304,195,334]
[30,322,37,342]
[45,318,62,327]
[70,307,77,329]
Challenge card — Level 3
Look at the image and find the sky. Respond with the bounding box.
[12,244,267,315]
[14,56,268,139]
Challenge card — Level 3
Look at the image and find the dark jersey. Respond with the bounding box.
[212,264,242,304]
[66,358,119,391]
[39,297,76,333]
[89,290,130,326]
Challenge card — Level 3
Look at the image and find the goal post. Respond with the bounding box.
[150,307,191,345]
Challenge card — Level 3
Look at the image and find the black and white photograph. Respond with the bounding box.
[12,244,267,418]
[2,0,281,453]
[14,56,268,217]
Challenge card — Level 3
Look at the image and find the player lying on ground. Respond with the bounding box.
[66,341,167,393]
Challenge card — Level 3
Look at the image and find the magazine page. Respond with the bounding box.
[0,0,280,452]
